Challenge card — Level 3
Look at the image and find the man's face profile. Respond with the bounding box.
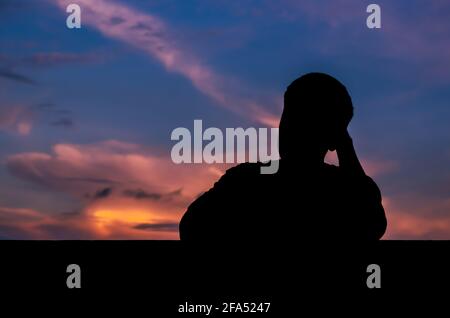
[279,73,353,161]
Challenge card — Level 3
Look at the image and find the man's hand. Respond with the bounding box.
[336,129,365,176]
[335,129,353,149]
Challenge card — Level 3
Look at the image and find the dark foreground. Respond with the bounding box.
[0,240,448,313]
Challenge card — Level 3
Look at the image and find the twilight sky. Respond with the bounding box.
[1,0,450,239]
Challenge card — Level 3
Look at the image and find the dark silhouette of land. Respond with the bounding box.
[180,73,387,242]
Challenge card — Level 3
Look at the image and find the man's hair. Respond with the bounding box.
[283,72,354,125]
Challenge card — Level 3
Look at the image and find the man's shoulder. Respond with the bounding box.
[203,162,265,195]
[224,162,265,176]
[215,162,272,185]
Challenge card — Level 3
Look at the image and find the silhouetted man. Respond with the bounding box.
[180,73,387,242]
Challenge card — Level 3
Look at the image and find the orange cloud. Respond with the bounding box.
[5,140,229,239]
[0,204,180,240]
[5,139,404,239]
[7,139,448,240]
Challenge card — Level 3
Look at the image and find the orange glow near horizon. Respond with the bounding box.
[85,197,183,239]
[94,209,153,225]
[91,206,155,236]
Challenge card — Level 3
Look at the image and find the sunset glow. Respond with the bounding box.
[1,0,450,239]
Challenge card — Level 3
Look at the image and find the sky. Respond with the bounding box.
[1,0,450,239]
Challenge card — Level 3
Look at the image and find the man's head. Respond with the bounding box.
[279,73,354,161]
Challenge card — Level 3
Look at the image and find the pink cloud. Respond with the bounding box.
[383,196,450,239]
[6,139,449,240]
[5,138,402,239]
[51,0,279,126]
[386,211,450,240]
[8,140,221,198]
[5,140,230,239]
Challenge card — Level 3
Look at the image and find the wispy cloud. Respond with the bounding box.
[123,188,181,201]
[0,69,36,85]
[51,0,280,126]
[21,52,102,67]
[50,117,74,128]
[0,51,105,85]
[133,222,179,231]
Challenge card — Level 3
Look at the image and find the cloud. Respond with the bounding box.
[123,189,162,200]
[1,52,104,69]
[34,103,75,129]
[4,138,402,239]
[4,140,228,239]
[50,0,280,126]
[383,196,450,240]
[0,205,178,239]
[386,211,450,240]
[92,187,113,200]
[3,138,447,240]
[0,51,105,85]
[133,222,179,231]
[123,188,181,201]
[50,117,74,128]
[0,68,36,85]
[0,206,71,239]
[215,0,450,86]
[34,103,70,114]
[288,0,450,83]
[21,52,102,67]
[0,105,34,135]
[0,103,76,136]
[7,140,221,197]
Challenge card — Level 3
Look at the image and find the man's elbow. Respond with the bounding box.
[369,206,387,240]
